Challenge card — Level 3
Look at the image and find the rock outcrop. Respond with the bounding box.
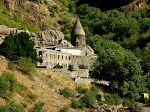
[32,30,64,47]
[0,25,64,47]
[119,0,150,12]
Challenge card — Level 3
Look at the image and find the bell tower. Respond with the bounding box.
[71,18,86,48]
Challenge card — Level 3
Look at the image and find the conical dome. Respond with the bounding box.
[74,18,85,35]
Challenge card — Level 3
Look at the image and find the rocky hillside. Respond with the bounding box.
[76,0,150,11]
[0,55,93,111]
[0,0,75,32]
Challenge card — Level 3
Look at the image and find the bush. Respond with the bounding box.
[60,105,70,112]
[80,91,97,107]
[50,11,56,17]
[18,57,37,75]
[78,64,86,69]
[60,87,75,98]
[71,99,85,109]
[104,94,122,105]
[32,102,45,112]
[75,86,88,94]
[0,101,24,112]
[0,72,17,98]
[7,62,16,70]
[128,103,142,112]
[44,0,48,5]
[48,81,55,88]
[54,64,63,69]
[27,92,38,101]
[68,64,74,71]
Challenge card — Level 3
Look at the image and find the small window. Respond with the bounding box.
[62,56,63,59]
[69,56,71,60]
[58,55,59,59]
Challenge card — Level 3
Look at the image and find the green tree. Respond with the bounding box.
[0,72,18,98]
[89,35,146,100]
[0,32,37,62]
[18,57,37,75]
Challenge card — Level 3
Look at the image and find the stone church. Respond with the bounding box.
[35,18,97,69]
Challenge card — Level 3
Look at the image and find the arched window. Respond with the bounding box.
[58,55,59,59]
[62,55,63,59]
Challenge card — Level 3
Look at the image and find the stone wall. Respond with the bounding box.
[72,55,97,69]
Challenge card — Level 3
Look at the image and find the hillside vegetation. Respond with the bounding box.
[0,55,94,112]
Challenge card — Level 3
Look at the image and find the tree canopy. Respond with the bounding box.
[0,32,37,62]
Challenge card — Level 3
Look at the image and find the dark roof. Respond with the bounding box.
[74,18,85,35]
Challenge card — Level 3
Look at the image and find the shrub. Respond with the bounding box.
[104,94,115,105]
[48,81,55,88]
[27,92,38,101]
[78,64,86,69]
[0,101,24,112]
[44,0,48,5]
[80,91,97,107]
[128,103,142,112]
[113,94,122,105]
[18,57,37,75]
[0,72,17,98]
[60,87,75,98]
[68,64,74,71]
[7,62,16,70]
[71,99,85,109]
[32,102,45,112]
[90,86,98,92]
[60,105,70,112]
[54,64,63,69]
[75,86,88,94]
[50,11,56,17]
[104,94,122,105]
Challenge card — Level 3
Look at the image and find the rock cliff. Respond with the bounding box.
[119,0,150,12]
[0,25,64,46]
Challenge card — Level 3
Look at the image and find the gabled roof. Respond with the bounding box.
[74,18,85,35]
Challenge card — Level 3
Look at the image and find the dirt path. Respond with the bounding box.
[142,107,150,112]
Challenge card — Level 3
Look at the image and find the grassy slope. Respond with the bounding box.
[0,56,94,112]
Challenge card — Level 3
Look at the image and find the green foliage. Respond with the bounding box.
[0,72,17,98]
[27,92,38,101]
[78,64,86,69]
[68,64,74,71]
[71,99,85,109]
[80,91,97,107]
[48,81,55,88]
[44,0,48,5]
[7,62,16,70]
[60,87,75,98]
[50,11,56,17]
[60,105,70,112]
[0,11,40,32]
[54,64,63,69]
[104,94,122,105]
[0,101,24,112]
[32,102,46,112]
[18,57,37,75]
[128,103,142,112]
[75,86,88,94]
[89,35,146,100]
[0,32,37,62]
